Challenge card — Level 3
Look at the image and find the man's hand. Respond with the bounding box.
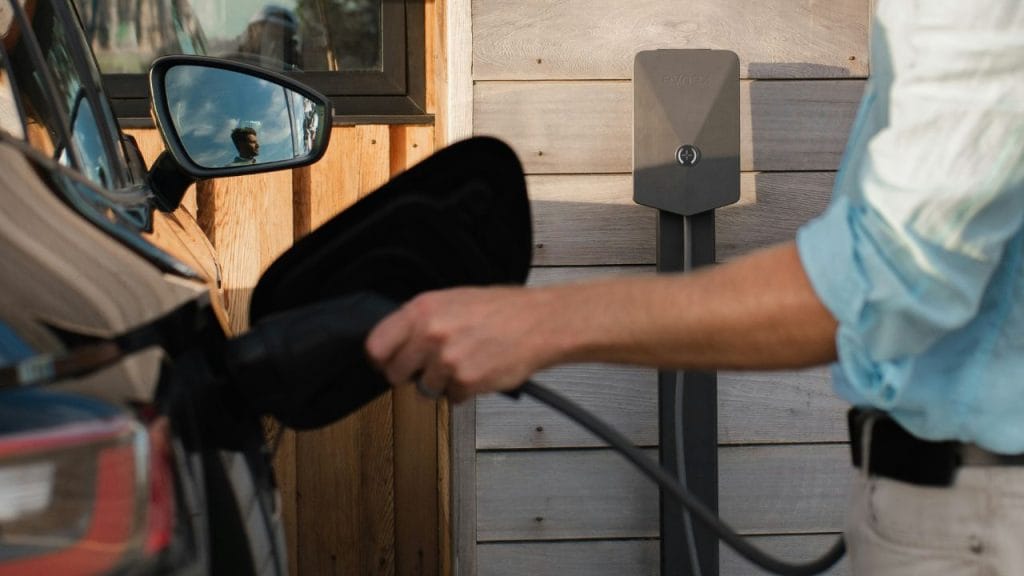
[365,286,569,403]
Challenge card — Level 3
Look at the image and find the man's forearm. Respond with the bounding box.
[545,241,838,371]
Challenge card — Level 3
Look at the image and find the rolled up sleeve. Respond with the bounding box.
[796,0,1024,407]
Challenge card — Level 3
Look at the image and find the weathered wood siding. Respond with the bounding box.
[455,0,872,574]
[129,124,442,576]
[123,4,450,575]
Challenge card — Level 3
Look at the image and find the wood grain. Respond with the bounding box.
[476,535,850,576]
[526,264,655,286]
[475,363,845,449]
[297,395,396,575]
[437,398,453,576]
[425,0,440,117]
[122,13,452,569]
[195,170,294,334]
[445,0,474,144]
[451,402,478,576]
[473,0,868,80]
[295,125,392,237]
[390,125,442,576]
[527,172,833,266]
[474,80,864,174]
[295,124,396,575]
[459,3,870,573]
[479,540,659,576]
[439,4,477,570]
[476,444,851,541]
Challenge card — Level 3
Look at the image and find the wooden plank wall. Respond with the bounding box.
[459,0,872,574]
[126,3,455,574]
[129,124,442,576]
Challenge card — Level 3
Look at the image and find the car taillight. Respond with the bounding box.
[0,390,175,575]
[144,415,175,556]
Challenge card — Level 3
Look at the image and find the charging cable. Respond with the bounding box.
[517,379,846,576]
[223,292,845,574]
[674,373,704,576]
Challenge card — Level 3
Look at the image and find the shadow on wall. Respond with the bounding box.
[529,175,832,268]
[751,62,854,79]
[746,63,862,173]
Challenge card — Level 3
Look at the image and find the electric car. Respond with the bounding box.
[0,0,333,573]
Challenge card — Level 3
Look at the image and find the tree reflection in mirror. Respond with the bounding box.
[163,64,323,169]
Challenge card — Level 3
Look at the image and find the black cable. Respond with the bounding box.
[519,380,846,576]
[674,373,704,576]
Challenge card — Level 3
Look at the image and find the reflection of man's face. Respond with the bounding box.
[239,133,259,159]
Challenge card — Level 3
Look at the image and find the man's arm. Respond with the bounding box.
[365,241,837,402]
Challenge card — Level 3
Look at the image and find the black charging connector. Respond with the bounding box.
[223,292,399,430]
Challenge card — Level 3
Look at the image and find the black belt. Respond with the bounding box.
[848,408,1024,487]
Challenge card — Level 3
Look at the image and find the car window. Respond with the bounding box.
[65,90,111,186]
[2,0,121,188]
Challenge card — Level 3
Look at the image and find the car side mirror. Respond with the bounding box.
[147,56,332,210]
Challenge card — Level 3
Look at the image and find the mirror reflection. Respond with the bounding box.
[164,65,324,169]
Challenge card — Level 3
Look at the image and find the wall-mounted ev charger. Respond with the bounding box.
[630,50,844,576]
[633,49,738,576]
[634,49,739,216]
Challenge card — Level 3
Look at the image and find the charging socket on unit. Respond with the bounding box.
[633,49,740,216]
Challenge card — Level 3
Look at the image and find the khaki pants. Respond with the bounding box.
[845,467,1024,575]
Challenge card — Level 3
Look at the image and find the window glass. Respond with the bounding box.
[4,0,116,188]
[75,0,381,74]
[74,0,206,72]
[67,91,111,186]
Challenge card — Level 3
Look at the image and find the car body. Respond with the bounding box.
[0,1,331,573]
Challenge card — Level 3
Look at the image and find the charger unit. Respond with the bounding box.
[633,49,740,216]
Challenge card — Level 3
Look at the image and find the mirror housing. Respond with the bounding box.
[148,55,332,181]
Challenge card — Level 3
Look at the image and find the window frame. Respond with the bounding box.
[103,0,429,126]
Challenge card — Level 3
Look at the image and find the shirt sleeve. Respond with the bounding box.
[796,1,1024,407]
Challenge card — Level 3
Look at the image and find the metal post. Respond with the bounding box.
[657,210,719,576]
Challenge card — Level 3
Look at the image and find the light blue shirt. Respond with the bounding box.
[796,1,1024,454]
